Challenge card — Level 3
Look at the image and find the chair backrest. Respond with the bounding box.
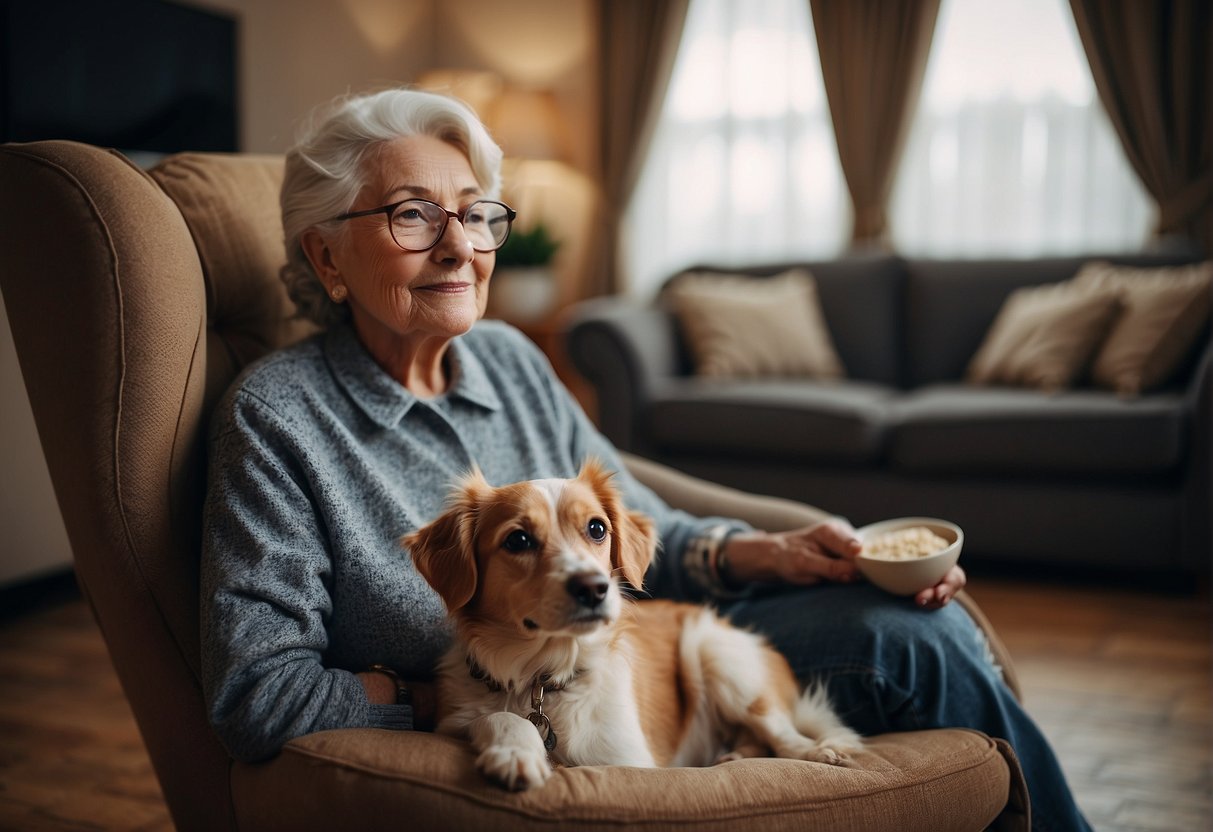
[0,141,309,831]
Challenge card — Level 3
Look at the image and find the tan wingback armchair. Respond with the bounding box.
[0,140,1029,831]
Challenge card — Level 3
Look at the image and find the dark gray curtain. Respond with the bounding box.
[1070,0,1212,255]
[592,0,689,296]
[810,0,940,246]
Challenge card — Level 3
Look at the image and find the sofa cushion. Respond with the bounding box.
[648,380,893,463]
[664,269,845,379]
[1073,260,1213,395]
[965,280,1122,391]
[889,384,1187,476]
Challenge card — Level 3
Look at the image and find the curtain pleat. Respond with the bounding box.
[1069,0,1212,255]
[592,0,690,296]
[809,0,940,245]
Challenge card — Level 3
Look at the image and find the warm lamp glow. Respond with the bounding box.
[484,87,569,163]
[413,69,504,120]
[343,0,426,56]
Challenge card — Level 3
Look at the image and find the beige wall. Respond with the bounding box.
[197,0,594,160]
[197,0,599,306]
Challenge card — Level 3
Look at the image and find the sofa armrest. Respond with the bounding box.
[564,298,681,450]
[1182,311,1213,570]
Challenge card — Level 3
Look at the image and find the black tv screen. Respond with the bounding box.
[1,0,238,153]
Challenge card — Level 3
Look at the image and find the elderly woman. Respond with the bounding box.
[201,88,1090,831]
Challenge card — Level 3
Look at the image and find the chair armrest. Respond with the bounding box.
[621,451,832,531]
[564,298,681,450]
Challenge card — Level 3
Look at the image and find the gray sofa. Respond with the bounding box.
[565,252,1212,578]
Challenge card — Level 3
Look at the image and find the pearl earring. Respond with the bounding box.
[330,285,348,302]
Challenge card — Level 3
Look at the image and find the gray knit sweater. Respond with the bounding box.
[200,321,742,762]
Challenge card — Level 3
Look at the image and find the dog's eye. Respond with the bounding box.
[503,530,536,552]
[587,518,608,542]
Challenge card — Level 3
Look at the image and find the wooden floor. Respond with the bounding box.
[0,571,1209,831]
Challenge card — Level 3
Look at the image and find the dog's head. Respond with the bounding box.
[404,459,656,637]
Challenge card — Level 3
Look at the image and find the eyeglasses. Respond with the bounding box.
[333,198,517,253]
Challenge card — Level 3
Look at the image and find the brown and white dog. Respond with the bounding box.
[404,460,861,791]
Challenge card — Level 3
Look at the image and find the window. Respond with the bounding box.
[629,0,1153,291]
[622,0,848,297]
[889,0,1154,255]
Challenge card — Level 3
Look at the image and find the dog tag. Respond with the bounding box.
[528,711,559,752]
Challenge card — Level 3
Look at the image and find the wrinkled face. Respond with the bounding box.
[304,134,495,348]
[406,461,656,638]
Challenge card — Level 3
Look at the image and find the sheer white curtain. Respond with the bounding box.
[889,0,1155,256]
[621,0,849,298]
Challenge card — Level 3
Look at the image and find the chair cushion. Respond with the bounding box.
[231,727,1024,832]
[664,269,845,380]
[648,380,893,464]
[889,384,1187,476]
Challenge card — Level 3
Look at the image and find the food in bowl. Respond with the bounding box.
[855,517,963,596]
[862,526,950,561]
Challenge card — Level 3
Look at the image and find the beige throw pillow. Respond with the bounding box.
[966,281,1122,392]
[664,269,845,379]
[1072,260,1212,395]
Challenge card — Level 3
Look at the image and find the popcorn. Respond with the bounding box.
[862,526,949,561]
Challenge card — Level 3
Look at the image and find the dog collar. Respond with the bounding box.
[466,655,579,694]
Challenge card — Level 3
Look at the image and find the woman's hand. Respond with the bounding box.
[723,520,863,586]
[914,565,966,610]
[357,672,438,731]
[722,520,967,609]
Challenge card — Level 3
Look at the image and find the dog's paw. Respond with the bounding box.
[776,736,855,766]
[476,744,553,791]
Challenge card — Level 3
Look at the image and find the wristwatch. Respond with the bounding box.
[368,663,414,707]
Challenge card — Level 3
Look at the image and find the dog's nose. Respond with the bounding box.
[566,573,610,608]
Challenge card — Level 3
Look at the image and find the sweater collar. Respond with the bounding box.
[325,323,502,428]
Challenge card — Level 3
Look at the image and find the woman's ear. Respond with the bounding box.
[300,228,341,290]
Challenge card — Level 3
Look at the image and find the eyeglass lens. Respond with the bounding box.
[389,200,512,252]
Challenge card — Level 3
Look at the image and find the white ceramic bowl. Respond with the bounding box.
[855,517,963,596]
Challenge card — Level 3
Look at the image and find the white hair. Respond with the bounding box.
[279,88,504,327]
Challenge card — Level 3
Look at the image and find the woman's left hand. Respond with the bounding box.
[723,520,967,609]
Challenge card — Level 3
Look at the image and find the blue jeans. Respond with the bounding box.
[721,583,1092,832]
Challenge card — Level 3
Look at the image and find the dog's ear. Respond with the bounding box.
[403,469,492,612]
[612,508,657,590]
[579,458,656,589]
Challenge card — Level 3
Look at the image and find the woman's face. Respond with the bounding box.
[312,134,495,351]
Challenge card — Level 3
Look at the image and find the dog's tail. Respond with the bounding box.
[794,683,864,751]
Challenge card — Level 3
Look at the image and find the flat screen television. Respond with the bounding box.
[1,0,238,155]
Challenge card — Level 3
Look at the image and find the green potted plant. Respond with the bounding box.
[489,221,562,323]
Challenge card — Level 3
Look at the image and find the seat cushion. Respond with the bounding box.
[648,380,894,464]
[232,727,1025,832]
[889,384,1188,476]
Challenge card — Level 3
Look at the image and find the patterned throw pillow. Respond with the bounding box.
[1072,260,1212,395]
[664,269,846,380]
[966,280,1122,392]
